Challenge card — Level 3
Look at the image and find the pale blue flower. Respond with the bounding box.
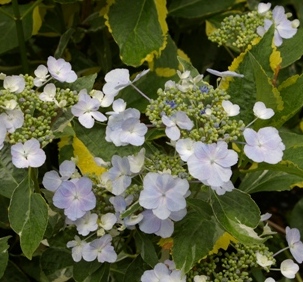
[42,160,76,192]
[0,109,24,133]
[187,141,238,187]
[73,211,98,236]
[139,173,189,220]
[82,234,117,263]
[243,127,285,164]
[53,177,96,221]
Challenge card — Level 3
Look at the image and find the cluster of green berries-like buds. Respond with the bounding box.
[187,242,275,282]
[146,76,245,144]
[208,10,266,50]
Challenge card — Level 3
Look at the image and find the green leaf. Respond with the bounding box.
[69,73,97,92]
[0,236,10,279]
[121,201,141,219]
[177,56,199,77]
[173,199,223,273]
[134,231,158,267]
[0,3,34,54]
[54,28,75,58]
[239,170,303,193]
[105,0,168,66]
[8,174,48,259]
[0,196,9,229]
[210,189,263,244]
[0,145,27,198]
[89,263,110,282]
[123,256,146,282]
[40,248,74,281]
[168,0,237,18]
[269,74,303,128]
[279,28,303,68]
[290,197,303,237]
[0,261,31,282]
[73,260,101,282]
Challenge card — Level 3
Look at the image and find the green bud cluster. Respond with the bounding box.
[0,74,79,148]
[187,243,275,282]
[146,81,245,144]
[208,11,266,50]
[145,151,189,178]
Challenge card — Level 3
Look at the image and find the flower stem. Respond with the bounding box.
[12,0,29,73]
[130,83,151,102]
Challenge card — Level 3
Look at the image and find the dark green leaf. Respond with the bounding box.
[73,260,101,282]
[54,28,75,58]
[0,236,10,279]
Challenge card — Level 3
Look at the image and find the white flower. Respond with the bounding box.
[127,148,145,173]
[106,98,127,115]
[66,235,87,262]
[260,212,272,221]
[47,56,77,83]
[257,6,298,47]
[264,278,275,282]
[73,211,98,236]
[194,275,208,282]
[34,65,50,87]
[253,101,274,119]
[0,109,24,133]
[42,160,76,192]
[175,138,195,161]
[222,100,240,117]
[258,3,271,15]
[3,75,25,93]
[162,111,193,141]
[280,259,299,279]
[286,226,303,263]
[71,89,107,128]
[255,252,274,268]
[39,83,58,104]
[243,127,285,164]
[99,213,117,230]
[187,141,238,187]
[0,124,6,150]
[11,138,46,168]
[2,99,18,110]
[119,118,147,146]
[206,68,244,78]
[102,68,149,96]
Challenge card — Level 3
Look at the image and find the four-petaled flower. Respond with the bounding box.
[222,100,240,117]
[53,177,96,221]
[11,138,46,168]
[253,101,274,120]
[139,172,189,220]
[47,56,77,83]
[71,89,107,128]
[187,141,238,187]
[243,127,285,164]
[280,259,299,279]
[286,226,303,263]
[3,75,25,93]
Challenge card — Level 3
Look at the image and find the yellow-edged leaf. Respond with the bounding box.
[208,232,237,255]
[32,6,42,35]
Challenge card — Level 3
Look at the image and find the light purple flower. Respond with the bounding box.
[175,138,195,161]
[11,138,46,168]
[162,111,193,141]
[141,262,186,282]
[119,117,147,146]
[67,235,87,262]
[139,173,189,220]
[53,177,96,221]
[82,234,117,263]
[102,155,132,195]
[42,160,76,192]
[71,90,107,128]
[187,141,238,187]
[0,124,6,150]
[139,209,186,238]
[211,180,234,195]
[47,56,77,83]
[243,127,285,164]
[286,226,303,263]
